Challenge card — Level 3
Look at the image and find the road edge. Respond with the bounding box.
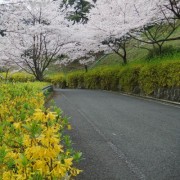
[106,90,180,107]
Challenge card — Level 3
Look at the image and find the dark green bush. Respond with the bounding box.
[50,60,180,97]
[139,61,180,94]
[66,67,121,90]
[119,65,141,92]
[9,72,35,82]
[83,69,101,89]
[146,45,179,60]
[66,71,85,88]
[160,62,180,87]
[99,67,121,90]
[44,74,66,88]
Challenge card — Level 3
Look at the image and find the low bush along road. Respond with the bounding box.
[53,89,180,180]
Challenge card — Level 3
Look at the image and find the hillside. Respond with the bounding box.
[49,27,180,73]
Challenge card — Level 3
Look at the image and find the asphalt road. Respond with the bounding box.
[52,89,180,180]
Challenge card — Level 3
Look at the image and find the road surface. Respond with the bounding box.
[52,89,180,180]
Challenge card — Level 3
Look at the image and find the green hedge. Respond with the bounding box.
[139,61,180,94]
[66,71,85,88]
[83,69,102,89]
[119,65,141,92]
[66,67,121,90]
[2,61,179,95]
[44,74,66,88]
[98,67,121,91]
[64,61,180,95]
[9,72,35,82]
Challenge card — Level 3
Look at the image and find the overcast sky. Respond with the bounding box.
[0,0,5,4]
[0,0,9,4]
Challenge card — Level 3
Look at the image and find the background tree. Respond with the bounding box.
[131,19,180,56]
[62,0,96,23]
[77,0,162,65]
[0,0,75,81]
[164,0,180,19]
[129,0,180,56]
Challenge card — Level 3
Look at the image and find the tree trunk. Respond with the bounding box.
[114,42,128,65]
[122,43,127,65]
[122,55,127,65]
[157,43,163,55]
[84,65,88,72]
[5,69,9,81]
[35,70,44,81]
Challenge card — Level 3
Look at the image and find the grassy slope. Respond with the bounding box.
[47,27,180,73]
[90,27,180,68]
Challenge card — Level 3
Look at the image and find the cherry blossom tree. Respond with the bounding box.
[0,0,75,81]
[75,0,166,64]
[163,0,180,19]
[130,0,180,46]
[57,29,106,71]
[55,0,165,66]
[73,0,179,64]
[0,0,179,75]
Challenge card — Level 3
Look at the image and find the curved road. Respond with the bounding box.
[53,89,180,180]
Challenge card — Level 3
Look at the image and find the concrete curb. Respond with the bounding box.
[105,90,180,107]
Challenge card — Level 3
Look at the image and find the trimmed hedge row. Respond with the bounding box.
[66,71,85,88]
[84,67,121,91]
[9,72,35,82]
[3,61,179,97]
[44,74,66,88]
[0,72,35,82]
[65,61,180,95]
[139,62,180,94]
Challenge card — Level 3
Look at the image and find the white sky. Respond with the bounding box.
[0,0,9,4]
[0,0,5,4]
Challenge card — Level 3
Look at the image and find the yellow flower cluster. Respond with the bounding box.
[0,83,82,179]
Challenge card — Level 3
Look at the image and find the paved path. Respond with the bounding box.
[53,89,180,180]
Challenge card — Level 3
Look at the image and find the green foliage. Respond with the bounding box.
[63,60,180,96]
[138,64,160,94]
[119,65,142,92]
[83,69,101,89]
[99,68,121,91]
[139,61,180,94]
[9,72,35,82]
[146,46,180,60]
[66,71,85,88]
[0,82,82,179]
[66,67,121,90]
[62,0,95,23]
[92,67,121,90]
[44,74,66,88]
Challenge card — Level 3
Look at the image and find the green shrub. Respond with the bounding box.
[45,74,66,88]
[146,45,179,60]
[66,71,85,88]
[66,67,121,90]
[139,61,180,94]
[9,72,35,82]
[49,60,180,97]
[83,69,102,89]
[119,65,141,92]
[159,61,180,87]
[0,72,6,79]
[99,67,121,91]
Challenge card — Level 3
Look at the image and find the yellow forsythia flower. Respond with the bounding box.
[67,124,72,130]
